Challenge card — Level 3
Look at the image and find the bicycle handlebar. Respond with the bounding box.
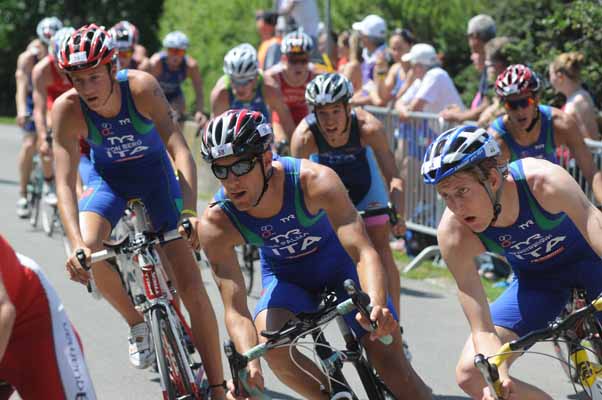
[226,279,392,398]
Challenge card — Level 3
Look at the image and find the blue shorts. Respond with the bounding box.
[490,259,602,337]
[22,98,35,134]
[78,155,94,188]
[254,249,398,339]
[354,147,389,214]
[78,155,183,230]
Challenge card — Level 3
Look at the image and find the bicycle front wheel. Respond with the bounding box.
[353,356,393,400]
[150,306,197,400]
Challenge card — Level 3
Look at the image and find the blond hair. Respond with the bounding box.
[551,51,585,81]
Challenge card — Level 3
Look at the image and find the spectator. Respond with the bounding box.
[350,14,387,105]
[478,36,513,127]
[396,43,465,119]
[313,29,338,73]
[256,10,281,70]
[341,31,363,94]
[277,0,320,44]
[372,28,416,106]
[549,52,601,140]
[441,14,496,123]
[336,30,350,70]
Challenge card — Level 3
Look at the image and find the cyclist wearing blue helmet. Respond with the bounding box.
[422,125,602,399]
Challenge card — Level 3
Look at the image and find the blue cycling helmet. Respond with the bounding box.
[422,125,506,223]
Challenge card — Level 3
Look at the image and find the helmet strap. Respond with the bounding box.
[252,153,273,207]
[525,105,540,133]
[481,169,505,225]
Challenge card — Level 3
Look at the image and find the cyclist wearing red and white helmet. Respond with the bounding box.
[489,64,602,203]
[0,234,96,399]
[31,26,75,207]
[422,125,602,399]
[265,30,317,148]
[109,20,148,71]
[14,17,61,217]
[210,43,295,137]
[147,31,207,128]
[198,109,430,400]
[51,24,226,398]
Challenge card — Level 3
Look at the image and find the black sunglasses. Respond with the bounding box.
[502,97,535,111]
[211,157,258,180]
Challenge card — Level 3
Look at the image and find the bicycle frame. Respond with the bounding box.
[475,296,602,400]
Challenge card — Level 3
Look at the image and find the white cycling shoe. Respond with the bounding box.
[128,322,155,369]
[16,197,30,218]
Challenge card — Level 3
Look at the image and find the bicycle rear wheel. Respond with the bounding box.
[150,306,198,400]
[29,194,40,228]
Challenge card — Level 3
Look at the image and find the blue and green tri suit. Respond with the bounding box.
[478,159,602,336]
[225,73,270,122]
[490,105,557,163]
[157,52,187,102]
[213,157,397,337]
[305,111,389,213]
[78,69,183,230]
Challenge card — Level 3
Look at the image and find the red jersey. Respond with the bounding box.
[271,69,313,125]
[46,55,72,110]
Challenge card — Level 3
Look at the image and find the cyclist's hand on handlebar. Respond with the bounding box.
[391,216,406,239]
[178,217,200,251]
[356,305,397,341]
[38,139,51,157]
[226,366,264,400]
[482,378,516,400]
[67,247,92,285]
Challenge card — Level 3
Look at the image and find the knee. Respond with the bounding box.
[455,357,482,398]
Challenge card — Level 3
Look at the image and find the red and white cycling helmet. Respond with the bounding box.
[57,24,115,72]
[109,21,139,50]
[201,109,273,162]
[495,64,541,98]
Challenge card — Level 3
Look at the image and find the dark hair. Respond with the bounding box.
[392,28,416,46]
[256,10,278,26]
[320,29,338,44]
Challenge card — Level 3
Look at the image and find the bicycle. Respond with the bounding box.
[474,292,602,400]
[224,279,395,400]
[77,199,208,400]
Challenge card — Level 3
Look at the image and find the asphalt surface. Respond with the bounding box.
[0,123,589,399]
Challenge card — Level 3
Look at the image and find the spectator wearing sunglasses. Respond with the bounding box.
[210,43,295,138]
[549,52,601,140]
[490,64,602,203]
[265,30,317,149]
[147,31,207,128]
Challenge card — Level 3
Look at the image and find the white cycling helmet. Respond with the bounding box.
[223,43,258,80]
[281,30,313,54]
[51,27,75,58]
[305,73,354,108]
[162,31,189,50]
[37,17,63,45]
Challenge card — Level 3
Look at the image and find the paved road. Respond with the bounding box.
[0,123,588,399]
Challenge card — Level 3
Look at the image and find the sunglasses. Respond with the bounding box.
[502,97,535,111]
[232,78,255,87]
[118,49,134,57]
[211,157,257,180]
[167,48,186,57]
[287,57,309,65]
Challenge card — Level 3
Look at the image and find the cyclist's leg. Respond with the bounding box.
[18,130,36,199]
[254,276,329,399]
[143,157,225,394]
[365,223,400,315]
[456,278,567,399]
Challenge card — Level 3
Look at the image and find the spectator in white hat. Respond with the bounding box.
[396,43,464,119]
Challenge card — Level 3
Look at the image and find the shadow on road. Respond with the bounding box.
[434,395,470,400]
[401,286,444,299]
[0,178,18,187]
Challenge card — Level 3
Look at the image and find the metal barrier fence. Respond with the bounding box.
[363,105,602,271]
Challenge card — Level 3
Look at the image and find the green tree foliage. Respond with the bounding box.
[490,0,602,107]
[0,0,164,115]
[158,0,271,113]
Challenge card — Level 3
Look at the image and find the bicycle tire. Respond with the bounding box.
[242,244,256,295]
[41,202,54,236]
[29,194,40,228]
[150,306,196,400]
[353,356,388,400]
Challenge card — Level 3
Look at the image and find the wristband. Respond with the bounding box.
[181,209,197,217]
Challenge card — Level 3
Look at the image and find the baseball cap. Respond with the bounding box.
[352,15,386,39]
[401,43,439,66]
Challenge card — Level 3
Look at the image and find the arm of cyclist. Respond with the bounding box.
[198,206,264,394]
[210,77,230,118]
[186,56,208,128]
[289,118,317,159]
[136,72,200,248]
[14,50,34,128]
[32,59,50,155]
[264,83,295,141]
[52,91,92,284]
[555,110,602,204]
[0,271,16,361]
[358,108,406,235]
[523,158,602,257]
[438,209,511,382]
[302,160,396,338]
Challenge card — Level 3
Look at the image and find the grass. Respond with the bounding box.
[395,252,506,302]
[0,116,15,125]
